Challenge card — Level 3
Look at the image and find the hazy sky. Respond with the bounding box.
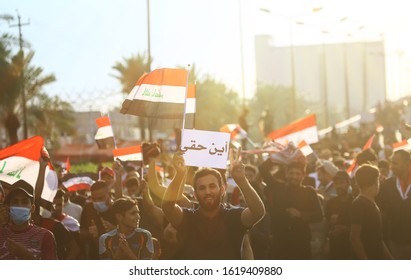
[2,0,411,113]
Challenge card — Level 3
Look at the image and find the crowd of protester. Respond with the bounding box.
[1,101,411,260]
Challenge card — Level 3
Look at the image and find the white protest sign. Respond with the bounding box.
[181,129,230,169]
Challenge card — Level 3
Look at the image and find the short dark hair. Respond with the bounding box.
[378,159,390,170]
[393,150,411,164]
[112,197,137,217]
[193,168,223,191]
[356,148,378,166]
[90,180,108,192]
[287,161,307,173]
[355,164,379,189]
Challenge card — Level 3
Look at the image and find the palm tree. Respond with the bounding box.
[0,33,68,146]
[112,53,149,140]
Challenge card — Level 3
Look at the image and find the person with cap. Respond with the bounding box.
[0,180,57,259]
[324,170,354,259]
[316,160,339,204]
[100,166,115,190]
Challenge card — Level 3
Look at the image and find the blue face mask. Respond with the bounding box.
[9,206,31,225]
[93,201,109,213]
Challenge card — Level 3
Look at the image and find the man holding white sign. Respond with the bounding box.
[161,148,265,259]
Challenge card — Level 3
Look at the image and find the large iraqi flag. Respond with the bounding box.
[147,83,196,129]
[120,68,189,120]
[0,136,58,206]
[267,114,319,145]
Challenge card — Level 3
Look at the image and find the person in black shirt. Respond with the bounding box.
[162,150,265,260]
[350,164,393,259]
[259,159,323,259]
[325,170,353,259]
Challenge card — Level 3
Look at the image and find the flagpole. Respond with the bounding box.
[192,80,197,129]
[181,64,191,130]
[107,112,117,149]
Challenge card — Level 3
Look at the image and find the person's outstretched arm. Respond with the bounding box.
[161,153,187,228]
[231,148,265,228]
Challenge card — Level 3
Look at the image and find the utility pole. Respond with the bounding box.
[146,0,151,142]
[147,0,151,72]
[238,0,246,109]
[9,11,30,139]
[321,31,329,127]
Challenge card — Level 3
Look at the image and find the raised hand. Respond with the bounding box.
[113,159,124,175]
[171,152,187,176]
[230,147,246,182]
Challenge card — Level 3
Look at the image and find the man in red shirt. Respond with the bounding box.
[0,180,57,259]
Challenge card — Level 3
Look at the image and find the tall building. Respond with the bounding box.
[255,35,387,128]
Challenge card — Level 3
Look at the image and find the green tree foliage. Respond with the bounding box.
[248,83,305,141]
[195,75,240,131]
[112,53,149,140]
[0,33,74,146]
[111,53,148,93]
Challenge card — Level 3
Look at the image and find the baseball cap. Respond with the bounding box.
[5,180,34,203]
[100,167,114,178]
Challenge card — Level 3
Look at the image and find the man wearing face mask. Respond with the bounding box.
[79,180,116,259]
[0,180,57,259]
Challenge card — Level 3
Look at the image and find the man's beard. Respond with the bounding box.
[199,194,221,211]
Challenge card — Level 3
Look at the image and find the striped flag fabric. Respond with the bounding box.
[220,124,248,140]
[267,114,319,145]
[298,140,318,164]
[347,134,375,175]
[95,116,115,149]
[62,176,95,192]
[0,136,58,205]
[120,68,189,119]
[298,140,314,156]
[148,83,196,129]
[113,146,143,163]
[184,84,196,129]
[65,157,71,173]
[392,139,411,152]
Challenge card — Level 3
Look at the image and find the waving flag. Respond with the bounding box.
[65,157,71,173]
[113,146,143,163]
[220,124,248,140]
[62,175,95,192]
[0,136,58,206]
[392,139,411,152]
[120,68,188,120]
[148,83,196,129]
[95,116,115,149]
[267,114,319,145]
[184,84,196,129]
[347,134,375,175]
